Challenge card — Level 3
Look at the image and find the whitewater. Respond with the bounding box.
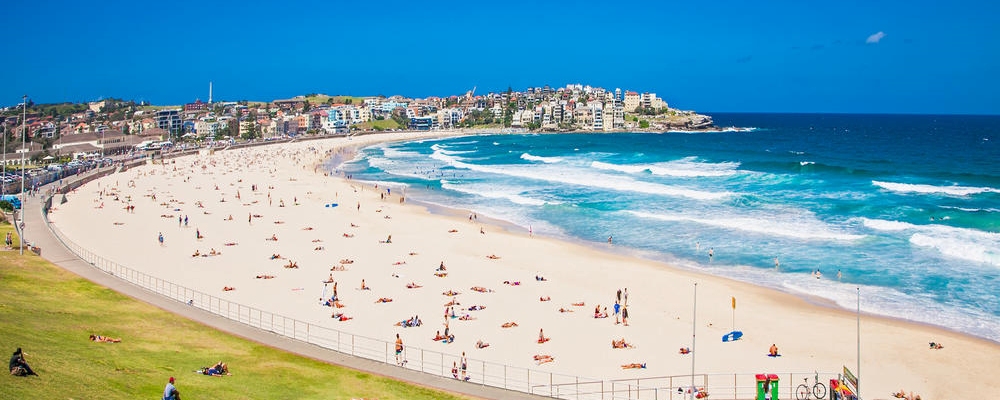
[339,113,1000,342]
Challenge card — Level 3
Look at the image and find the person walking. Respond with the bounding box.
[394,334,405,366]
[163,376,179,400]
[460,351,468,380]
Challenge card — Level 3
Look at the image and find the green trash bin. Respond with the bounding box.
[755,373,779,400]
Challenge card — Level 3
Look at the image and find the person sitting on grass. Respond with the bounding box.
[9,348,37,376]
[89,334,122,343]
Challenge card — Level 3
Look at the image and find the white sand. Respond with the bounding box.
[48,132,1000,399]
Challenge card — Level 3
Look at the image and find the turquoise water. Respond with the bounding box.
[338,113,1000,341]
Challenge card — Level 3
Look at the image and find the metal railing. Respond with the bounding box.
[38,156,838,400]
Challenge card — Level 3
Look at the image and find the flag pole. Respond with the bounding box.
[690,282,697,399]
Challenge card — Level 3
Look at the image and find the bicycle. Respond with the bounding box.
[796,371,827,400]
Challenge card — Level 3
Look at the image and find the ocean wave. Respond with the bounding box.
[872,180,1000,197]
[799,161,815,166]
[861,218,1000,266]
[626,210,865,241]
[440,181,555,206]
[520,153,564,164]
[430,150,732,201]
[938,205,1000,213]
[590,157,740,177]
[429,143,476,156]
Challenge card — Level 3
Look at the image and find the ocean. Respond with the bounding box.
[336,113,1000,342]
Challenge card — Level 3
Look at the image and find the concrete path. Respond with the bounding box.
[20,174,550,400]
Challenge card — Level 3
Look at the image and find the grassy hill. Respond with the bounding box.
[0,223,470,400]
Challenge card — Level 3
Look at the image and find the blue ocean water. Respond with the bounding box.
[338,113,1000,341]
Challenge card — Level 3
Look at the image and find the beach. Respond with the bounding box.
[47,132,1000,400]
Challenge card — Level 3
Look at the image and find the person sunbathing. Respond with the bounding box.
[476,340,490,349]
[270,254,281,260]
[331,265,346,271]
[459,314,476,321]
[406,282,422,289]
[266,234,278,241]
[284,261,299,269]
[434,272,448,277]
[571,302,585,307]
[442,290,461,296]
[595,310,609,319]
[448,229,458,233]
[559,308,574,313]
[351,223,360,228]
[679,347,691,354]
[486,254,500,259]
[256,274,275,279]
[392,261,406,265]
[471,286,492,293]
[223,286,235,291]
[375,297,393,303]
[621,363,646,369]
[314,246,325,250]
[302,227,313,230]
[501,322,519,328]
[433,331,447,341]
[331,312,352,321]
[224,242,237,246]
[612,338,632,349]
[444,299,460,307]
[209,248,220,256]
[342,233,355,238]
[89,334,121,343]
[192,250,201,257]
[929,342,943,349]
[540,296,551,301]
[312,239,323,243]
[503,280,520,286]
[339,259,355,264]
[538,329,550,343]
[467,305,485,311]
[534,354,554,365]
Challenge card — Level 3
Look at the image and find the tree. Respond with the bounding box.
[302,102,311,113]
[639,120,650,129]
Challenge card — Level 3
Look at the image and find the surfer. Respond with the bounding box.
[837,269,842,280]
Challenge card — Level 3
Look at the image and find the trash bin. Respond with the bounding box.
[755,373,779,400]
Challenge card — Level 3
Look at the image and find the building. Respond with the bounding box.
[624,91,640,112]
[155,109,182,135]
[184,99,209,112]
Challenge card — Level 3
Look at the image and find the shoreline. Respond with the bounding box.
[47,132,1000,399]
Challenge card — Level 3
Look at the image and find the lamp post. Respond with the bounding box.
[690,282,697,399]
[19,94,26,255]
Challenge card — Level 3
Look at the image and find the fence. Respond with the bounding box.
[38,155,838,400]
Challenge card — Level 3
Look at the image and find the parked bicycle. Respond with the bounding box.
[796,371,827,400]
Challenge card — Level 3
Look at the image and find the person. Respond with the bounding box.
[608,235,613,244]
[621,363,646,369]
[394,334,404,365]
[476,340,490,349]
[763,376,772,400]
[9,347,36,376]
[158,232,164,246]
[163,376,179,400]
[708,248,714,260]
[622,306,629,326]
[929,342,944,349]
[460,351,468,380]
[451,361,459,379]
[202,361,229,376]
[837,269,843,280]
[538,328,549,343]
[614,300,621,324]
[89,334,122,343]
[769,344,779,356]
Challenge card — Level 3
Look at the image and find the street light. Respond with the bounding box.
[19,94,26,255]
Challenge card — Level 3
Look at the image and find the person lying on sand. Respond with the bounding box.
[444,299,460,307]
[929,342,943,349]
[467,305,485,311]
[89,334,121,343]
[331,312,352,321]
[331,265,347,271]
[476,340,490,349]
[314,246,325,250]
[503,281,520,286]
[342,233,355,238]
[256,274,275,279]
[270,254,282,260]
[339,259,355,264]
[471,286,492,293]
[434,272,448,277]
[375,297,393,303]
[572,302,585,307]
[502,322,519,328]
[224,242,237,246]
[612,338,633,349]
[486,254,500,259]
[284,261,299,269]
[458,314,476,321]
[223,286,235,291]
[448,229,458,233]
[392,261,406,265]
[351,223,360,228]
[535,275,547,281]
[540,296,551,301]
[266,234,278,241]
[433,331,447,341]
[406,282,422,289]
[621,363,646,369]
[302,227,313,230]
[534,354,554,365]
[679,347,691,354]
[209,248,220,256]
[442,290,461,296]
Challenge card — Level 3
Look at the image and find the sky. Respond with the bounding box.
[2,0,999,114]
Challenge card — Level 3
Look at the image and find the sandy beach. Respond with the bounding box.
[47,132,1000,400]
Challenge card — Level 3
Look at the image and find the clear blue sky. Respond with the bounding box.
[3,0,999,114]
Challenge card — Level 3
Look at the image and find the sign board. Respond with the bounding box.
[843,366,858,392]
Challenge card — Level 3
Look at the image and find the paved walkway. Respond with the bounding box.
[21,174,549,400]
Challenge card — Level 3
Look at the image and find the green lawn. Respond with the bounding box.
[353,119,402,131]
[0,223,471,400]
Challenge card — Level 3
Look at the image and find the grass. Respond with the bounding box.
[0,223,472,400]
[353,119,402,131]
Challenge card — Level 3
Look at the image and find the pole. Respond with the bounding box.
[857,287,861,399]
[19,94,26,255]
[2,123,6,198]
[690,283,699,399]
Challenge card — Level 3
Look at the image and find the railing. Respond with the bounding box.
[39,156,838,400]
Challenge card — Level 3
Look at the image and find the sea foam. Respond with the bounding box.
[872,180,999,197]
